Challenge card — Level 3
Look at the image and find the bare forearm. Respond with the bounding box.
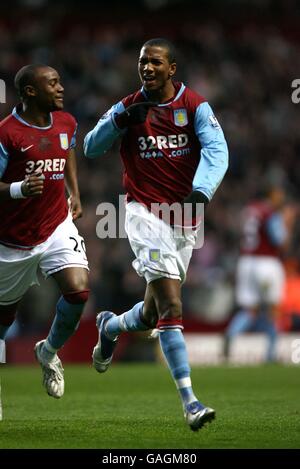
[65,149,80,196]
[64,149,83,220]
[0,174,44,202]
[0,182,12,201]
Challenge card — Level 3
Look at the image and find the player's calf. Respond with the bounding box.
[47,290,90,351]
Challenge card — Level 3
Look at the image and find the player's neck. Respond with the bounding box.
[18,103,51,128]
[146,81,176,104]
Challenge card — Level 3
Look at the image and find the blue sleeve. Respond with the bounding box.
[70,123,77,149]
[192,102,229,200]
[83,101,126,158]
[266,213,287,246]
[0,142,9,178]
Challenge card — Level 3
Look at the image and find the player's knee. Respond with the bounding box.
[0,304,18,327]
[141,308,158,328]
[157,297,182,320]
[61,270,89,297]
[63,289,90,304]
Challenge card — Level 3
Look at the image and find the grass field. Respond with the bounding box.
[0,363,299,449]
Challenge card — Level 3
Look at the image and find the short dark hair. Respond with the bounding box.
[14,64,47,99]
[142,38,176,63]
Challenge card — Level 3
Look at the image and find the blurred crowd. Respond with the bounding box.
[1,0,300,334]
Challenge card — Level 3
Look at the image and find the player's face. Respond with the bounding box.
[270,188,285,209]
[34,68,64,111]
[138,45,176,92]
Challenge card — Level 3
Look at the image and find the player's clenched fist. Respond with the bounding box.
[22,172,45,197]
[115,101,156,129]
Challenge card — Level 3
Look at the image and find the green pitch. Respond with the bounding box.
[0,363,299,449]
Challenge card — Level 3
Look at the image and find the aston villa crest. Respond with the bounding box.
[59,133,69,150]
[149,249,160,262]
[173,108,188,127]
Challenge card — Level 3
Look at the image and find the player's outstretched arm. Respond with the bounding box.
[84,101,126,159]
[84,100,156,158]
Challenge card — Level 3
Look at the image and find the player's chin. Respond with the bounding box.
[53,99,64,110]
[143,81,158,92]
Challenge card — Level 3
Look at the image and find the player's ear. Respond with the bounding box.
[24,85,37,98]
[168,62,176,78]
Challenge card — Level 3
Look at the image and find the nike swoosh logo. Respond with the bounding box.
[20,145,34,152]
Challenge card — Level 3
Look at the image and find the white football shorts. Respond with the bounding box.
[236,255,285,308]
[125,200,199,284]
[0,213,89,305]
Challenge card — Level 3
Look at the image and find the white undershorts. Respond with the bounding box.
[0,213,89,305]
[236,255,285,308]
[125,201,199,284]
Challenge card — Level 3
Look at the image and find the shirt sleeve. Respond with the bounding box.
[83,101,126,158]
[192,102,229,200]
[266,213,287,246]
[70,123,77,149]
[0,142,9,178]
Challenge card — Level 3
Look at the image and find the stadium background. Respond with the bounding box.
[1,0,300,364]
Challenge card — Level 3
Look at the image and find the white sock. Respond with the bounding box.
[0,379,2,421]
[41,339,58,361]
[175,377,198,407]
[0,339,6,364]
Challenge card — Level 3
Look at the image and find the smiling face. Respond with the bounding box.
[138,45,176,98]
[25,66,64,111]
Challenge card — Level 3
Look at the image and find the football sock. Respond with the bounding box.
[259,316,277,362]
[105,301,149,339]
[40,339,58,362]
[0,339,6,363]
[44,296,84,357]
[226,310,253,338]
[265,321,277,362]
[159,328,197,407]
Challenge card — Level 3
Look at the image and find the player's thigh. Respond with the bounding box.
[125,201,181,283]
[39,215,89,279]
[125,200,176,254]
[235,256,259,307]
[256,257,285,304]
[171,223,201,285]
[0,244,40,305]
[173,246,193,284]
